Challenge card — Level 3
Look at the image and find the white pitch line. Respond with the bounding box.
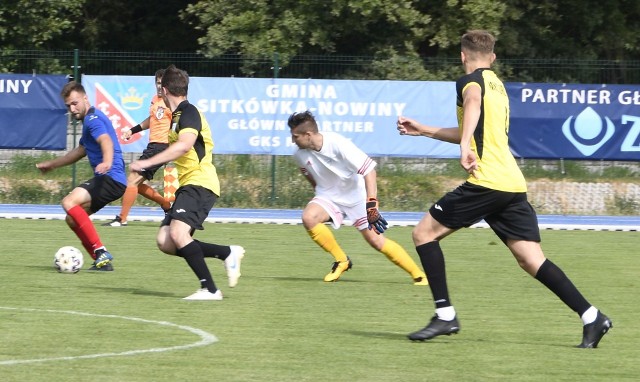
[0,307,218,366]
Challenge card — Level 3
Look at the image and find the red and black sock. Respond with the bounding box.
[67,205,103,260]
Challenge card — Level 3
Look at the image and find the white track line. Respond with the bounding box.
[0,307,218,366]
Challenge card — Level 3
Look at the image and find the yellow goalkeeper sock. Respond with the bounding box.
[307,223,348,262]
[380,238,425,279]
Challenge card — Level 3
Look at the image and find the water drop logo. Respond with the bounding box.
[562,107,614,156]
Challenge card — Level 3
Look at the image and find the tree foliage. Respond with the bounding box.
[181,0,640,79]
[0,0,83,50]
[498,0,640,60]
[181,0,431,76]
[65,0,200,51]
[183,0,428,57]
[2,0,640,79]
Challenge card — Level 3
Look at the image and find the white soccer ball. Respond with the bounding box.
[54,246,84,273]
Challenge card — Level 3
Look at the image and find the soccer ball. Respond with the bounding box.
[54,246,84,273]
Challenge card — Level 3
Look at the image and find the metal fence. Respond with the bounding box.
[4,50,640,83]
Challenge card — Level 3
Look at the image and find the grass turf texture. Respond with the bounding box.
[0,219,637,381]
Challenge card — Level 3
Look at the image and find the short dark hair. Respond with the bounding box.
[60,81,85,98]
[161,64,189,96]
[287,110,318,132]
[154,68,165,80]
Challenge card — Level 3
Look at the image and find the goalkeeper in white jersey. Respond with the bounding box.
[288,111,427,284]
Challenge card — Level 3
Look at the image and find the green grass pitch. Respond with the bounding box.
[0,219,637,381]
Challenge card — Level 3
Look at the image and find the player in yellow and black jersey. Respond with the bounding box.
[131,65,244,301]
[166,99,220,194]
[396,30,611,348]
[455,66,526,192]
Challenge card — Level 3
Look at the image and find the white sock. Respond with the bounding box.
[581,306,598,325]
[436,306,456,321]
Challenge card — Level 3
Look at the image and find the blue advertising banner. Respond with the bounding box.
[0,74,67,150]
[508,83,640,160]
[81,75,640,161]
[82,75,459,156]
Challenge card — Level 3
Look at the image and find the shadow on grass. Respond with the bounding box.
[97,286,177,298]
[26,265,58,271]
[347,330,466,344]
[347,330,408,341]
[256,275,330,283]
[257,275,408,286]
[346,329,571,348]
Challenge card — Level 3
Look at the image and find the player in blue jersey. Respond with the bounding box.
[37,81,126,271]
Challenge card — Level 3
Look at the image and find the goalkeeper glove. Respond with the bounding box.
[366,198,388,234]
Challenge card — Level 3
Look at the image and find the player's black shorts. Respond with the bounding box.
[161,185,218,230]
[138,142,170,180]
[429,182,541,243]
[77,175,126,214]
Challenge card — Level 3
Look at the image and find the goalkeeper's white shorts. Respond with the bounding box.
[308,196,369,231]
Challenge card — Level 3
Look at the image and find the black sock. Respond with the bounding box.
[535,259,591,316]
[194,240,230,260]
[416,241,451,309]
[177,241,217,293]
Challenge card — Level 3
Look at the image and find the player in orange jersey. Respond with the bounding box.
[103,69,172,227]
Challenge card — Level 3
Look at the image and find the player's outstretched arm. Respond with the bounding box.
[36,146,86,173]
[131,131,195,172]
[396,116,461,144]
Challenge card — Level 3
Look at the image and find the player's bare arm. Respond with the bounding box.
[95,134,114,175]
[121,116,151,140]
[363,170,387,234]
[396,116,461,143]
[459,85,482,178]
[36,145,86,173]
[131,131,196,172]
[363,170,378,200]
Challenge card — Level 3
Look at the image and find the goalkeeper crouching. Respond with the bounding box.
[288,110,428,285]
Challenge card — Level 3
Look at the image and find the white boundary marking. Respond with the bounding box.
[0,306,218,366]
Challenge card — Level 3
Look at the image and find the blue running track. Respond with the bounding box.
[1,204,638,231]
